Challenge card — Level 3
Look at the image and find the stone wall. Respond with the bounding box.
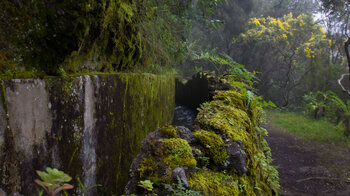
[0,73,175,195]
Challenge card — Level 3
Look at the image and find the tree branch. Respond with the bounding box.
[338,73,350,95]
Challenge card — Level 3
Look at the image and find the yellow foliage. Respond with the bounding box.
[252,18,261,26]
[238,13,331,60]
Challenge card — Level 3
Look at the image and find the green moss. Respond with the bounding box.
[192,88,279,195]
[158,125,177,138]
[188,169,239,196]
[137,138,196,186]
[161,138,197,168]
[193,130,227,166]
[0,81,8,115]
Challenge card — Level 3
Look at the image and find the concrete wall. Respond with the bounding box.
[0,73,175,195]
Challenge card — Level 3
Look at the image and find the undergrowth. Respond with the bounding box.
[267,109,350,147]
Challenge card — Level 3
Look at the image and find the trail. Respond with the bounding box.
[263,122,350,196]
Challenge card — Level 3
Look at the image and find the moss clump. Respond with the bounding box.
[137,137,196,186]
[188,169,239,196]
[161,138,196,168]
[158,125,177,138]
[193,130,227,166]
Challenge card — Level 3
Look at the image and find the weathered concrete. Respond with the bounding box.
[0,73,175,195]
[0,82,6,158]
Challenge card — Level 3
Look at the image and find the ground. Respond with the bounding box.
[264,122,350,196]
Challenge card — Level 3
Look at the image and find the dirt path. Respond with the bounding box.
[263,122,350,196]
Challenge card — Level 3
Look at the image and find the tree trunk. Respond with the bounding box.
[344,37,350,91]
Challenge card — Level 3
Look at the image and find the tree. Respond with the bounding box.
[235,13,331,106]
[321,0,350,95]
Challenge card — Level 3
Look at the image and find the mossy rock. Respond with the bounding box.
[158,125,177,138]
[188,169,240,196]
[136,137,196,186]
[193,130,227,166]
[126,80,279,195]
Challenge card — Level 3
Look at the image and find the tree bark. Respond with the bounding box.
[344,37,350,91]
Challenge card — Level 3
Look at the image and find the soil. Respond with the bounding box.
[263,122,350,196]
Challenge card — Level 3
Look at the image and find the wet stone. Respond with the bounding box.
[222,140,247,176]
[177,126,196,144]
[172,166,189,188]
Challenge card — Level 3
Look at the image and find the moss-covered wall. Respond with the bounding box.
[0,73,175,195]
[125,74,279,196]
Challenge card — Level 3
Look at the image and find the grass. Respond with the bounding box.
[267,109,350,147]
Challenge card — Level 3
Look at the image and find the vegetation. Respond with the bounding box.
[268,110,350,147]
[35,167,73,196]
[3,0,350,194]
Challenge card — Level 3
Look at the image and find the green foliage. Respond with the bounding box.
[75,176,102,196]
[327,92,350,136]
[234,13,333,106]
[0,0,104,74]
[164,176,202,196]
[302,90,350,136]
[268,109,350,146]
[197,52,256,84]
[303,91,330,119]
[138,180,154,191]
[35,167,73,196]
[198,102,211,112]
[0,0,227,75]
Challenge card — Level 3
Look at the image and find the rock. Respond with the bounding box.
[172,167,189,188]
[125,130,160,195]
[0,188,6,196]
[177,126,196,144]
[222,140,247,176]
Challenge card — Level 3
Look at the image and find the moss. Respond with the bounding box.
[158,125,177,138]
[92,73,174,194]
[188,169,240,196]
[192,88,279,195]
[193,130,227,166]
[0,81,8,115]
[137,138,196,186]
[161,138,197,168]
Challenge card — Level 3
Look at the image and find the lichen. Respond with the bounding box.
[193,130,227,166]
